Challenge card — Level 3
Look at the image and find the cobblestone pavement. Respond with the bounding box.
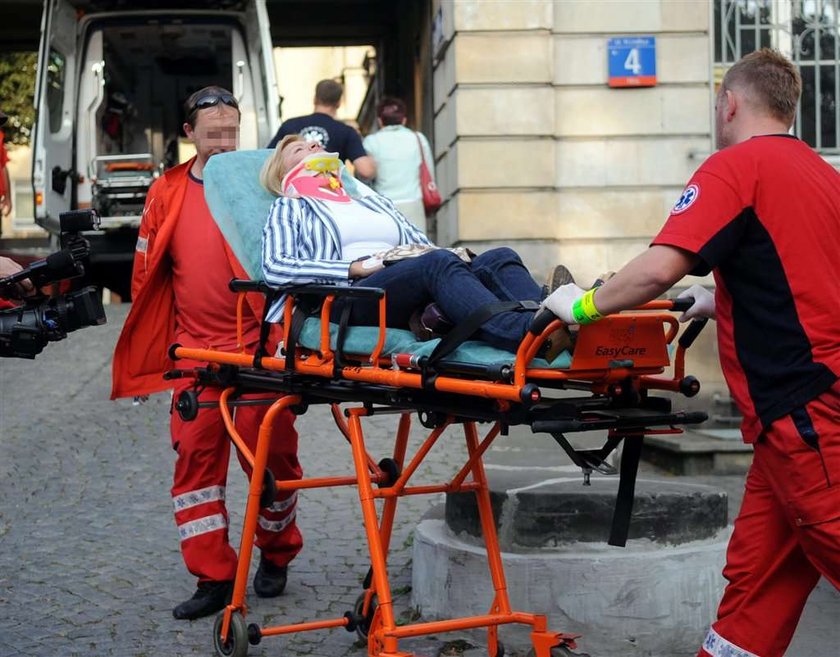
[1,304,475,657]
[1,303,837,657]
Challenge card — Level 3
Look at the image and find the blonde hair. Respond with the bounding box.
[723,48,801,126]
[260,134,304,196]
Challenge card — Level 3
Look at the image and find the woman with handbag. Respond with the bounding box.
[362,97,440,233]
[260,135,575,359]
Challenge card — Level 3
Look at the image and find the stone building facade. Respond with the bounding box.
[430,0,722,381]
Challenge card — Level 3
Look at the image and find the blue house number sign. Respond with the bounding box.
[608,36,657,88]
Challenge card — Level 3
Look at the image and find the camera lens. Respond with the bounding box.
[57,287,107,332]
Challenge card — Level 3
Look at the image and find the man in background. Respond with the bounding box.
[267,79,375,179]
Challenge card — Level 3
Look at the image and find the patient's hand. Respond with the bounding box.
[349,257,385,279]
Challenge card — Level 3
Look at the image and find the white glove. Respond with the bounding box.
[677,284,716,322]
[541,283,587,324]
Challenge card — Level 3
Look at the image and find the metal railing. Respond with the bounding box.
[715,0,839,154]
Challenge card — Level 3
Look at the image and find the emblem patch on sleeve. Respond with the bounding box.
[136,236,148,253]
[671,184,700,214]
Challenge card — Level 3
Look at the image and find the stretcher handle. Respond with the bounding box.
[229,279,274,294]
[289,284,385,299]
[532,410,708,434]
[669,296,695,312]
[529,308,558,336]
[531,295,698,335]
[228,279,386,299]
[678,317,708,349]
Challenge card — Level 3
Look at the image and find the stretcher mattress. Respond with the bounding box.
[298,318,573,369]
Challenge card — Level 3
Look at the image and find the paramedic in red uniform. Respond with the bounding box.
[544,49,840,657]
[111,86,302,621]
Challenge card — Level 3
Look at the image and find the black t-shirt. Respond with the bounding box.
[266,112,367,162]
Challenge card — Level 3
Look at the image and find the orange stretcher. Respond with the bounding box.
[169,280,709,657]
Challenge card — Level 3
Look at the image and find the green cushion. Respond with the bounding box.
[298,318,572,369]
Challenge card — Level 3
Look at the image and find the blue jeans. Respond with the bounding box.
[346,247,542,352]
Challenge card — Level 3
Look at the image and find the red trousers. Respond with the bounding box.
[170,378,303,583]
[698,382,840,657]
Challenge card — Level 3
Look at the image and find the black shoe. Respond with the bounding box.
[253,555,288,598]
[172,580,233,620]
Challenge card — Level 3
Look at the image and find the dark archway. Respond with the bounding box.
[266,0,435,139]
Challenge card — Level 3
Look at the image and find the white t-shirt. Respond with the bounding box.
[323,198,401,262]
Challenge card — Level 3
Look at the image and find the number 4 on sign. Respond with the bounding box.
[624,48,642,75]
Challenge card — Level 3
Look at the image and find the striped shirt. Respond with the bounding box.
[262,192,432,322]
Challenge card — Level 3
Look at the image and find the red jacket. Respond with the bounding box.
[111,158,265,399]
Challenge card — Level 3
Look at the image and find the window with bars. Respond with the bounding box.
[714,0,839,154]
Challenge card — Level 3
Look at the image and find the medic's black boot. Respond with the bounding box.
[172,580,233,620]
[253,555,288,598]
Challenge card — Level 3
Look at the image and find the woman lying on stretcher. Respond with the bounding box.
[259,135,593,360]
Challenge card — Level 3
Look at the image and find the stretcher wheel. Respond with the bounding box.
[213,611,249,657]
[352,592,378,641]
[246,623,261,645]
[680,375,701,397]
[176,389,200,422]
[526,647,590,657]
[494,641,505,657]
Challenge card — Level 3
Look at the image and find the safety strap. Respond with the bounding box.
[254,288,279,369]
[607,435,643,547]
[282,305,310,373]
[334,300,355,374]
[426,300,540,368]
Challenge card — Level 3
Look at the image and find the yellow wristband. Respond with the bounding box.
[572,289,604,324]
[581,289,603,321]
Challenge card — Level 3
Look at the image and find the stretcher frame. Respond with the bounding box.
[170,280,708,657]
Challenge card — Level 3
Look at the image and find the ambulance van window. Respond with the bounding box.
[46,48,66,134]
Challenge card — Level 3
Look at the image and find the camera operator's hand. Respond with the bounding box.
[0,256,21,278]
[0,256,34,296]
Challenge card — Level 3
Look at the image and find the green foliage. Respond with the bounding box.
[0,52,38,146]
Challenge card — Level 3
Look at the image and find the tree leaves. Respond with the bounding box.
[0,52,37,146]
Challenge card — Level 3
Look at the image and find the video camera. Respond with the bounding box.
[0,209,107,359]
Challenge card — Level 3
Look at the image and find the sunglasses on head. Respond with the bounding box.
[189,93,239,115]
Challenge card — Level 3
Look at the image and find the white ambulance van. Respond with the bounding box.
[32,0,279,298]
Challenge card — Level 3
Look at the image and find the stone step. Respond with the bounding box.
[641,428,753,476]
[446,467,728,549]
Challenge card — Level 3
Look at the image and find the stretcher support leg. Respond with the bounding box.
[347,408,402,655]
[376,413,412,563]
[219,394,302,644]
[464,421,512,614]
